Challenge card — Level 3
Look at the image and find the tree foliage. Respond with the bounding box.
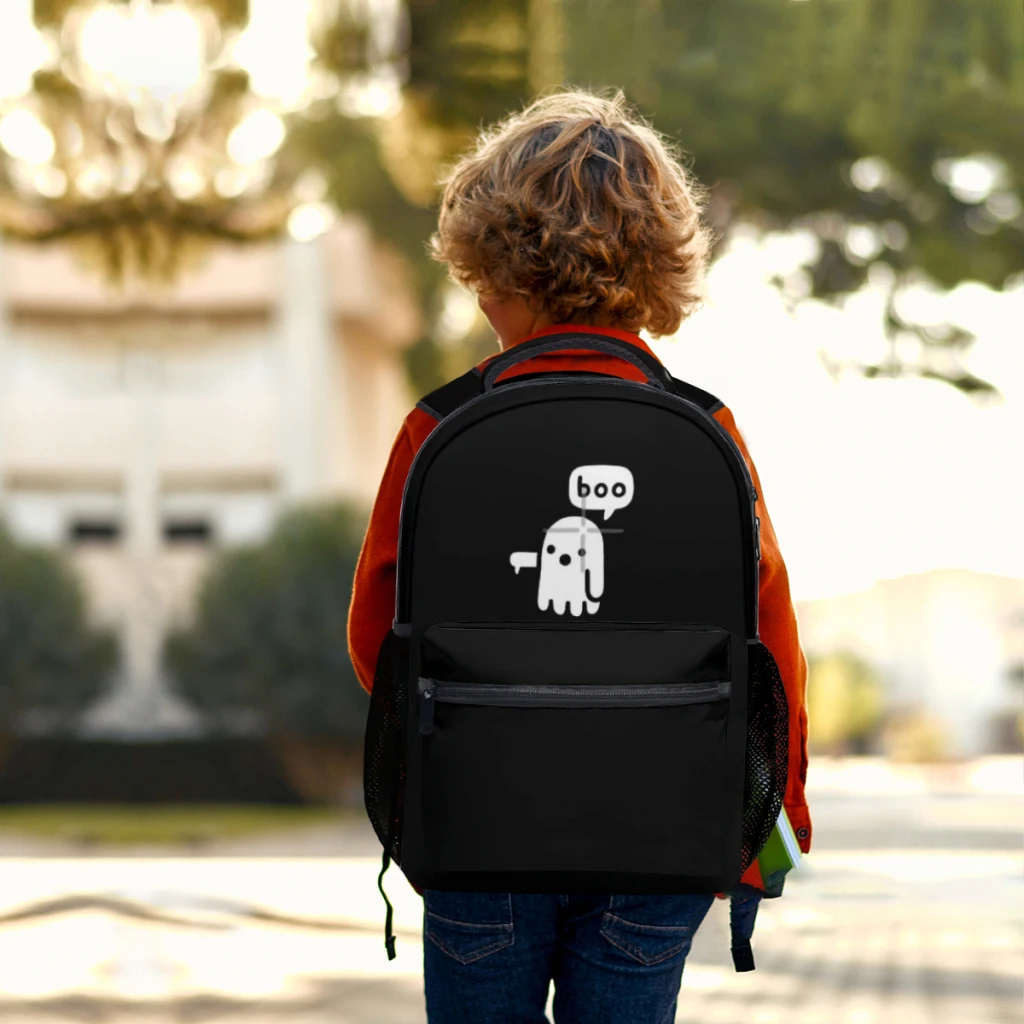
[0,523,117,732]
[165,503,368,741]
[32,0,250,29]
[563,0,1023,396]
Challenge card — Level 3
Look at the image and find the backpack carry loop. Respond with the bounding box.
[482,333,674,392]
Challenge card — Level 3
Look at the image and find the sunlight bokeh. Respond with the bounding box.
[78,2,207,102]
[232,0,318,108]
[0,0,51,102]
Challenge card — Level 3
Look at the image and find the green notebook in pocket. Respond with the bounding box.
[757,806,803,885]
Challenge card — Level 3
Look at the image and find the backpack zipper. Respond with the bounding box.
[418,678,730,735]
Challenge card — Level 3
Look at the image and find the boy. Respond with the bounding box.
[349,88,810,1024]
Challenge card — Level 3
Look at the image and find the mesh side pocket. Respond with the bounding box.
[740,640,789,874]
[363,629,409,861]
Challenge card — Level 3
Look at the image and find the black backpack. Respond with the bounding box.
[363,333,788,966]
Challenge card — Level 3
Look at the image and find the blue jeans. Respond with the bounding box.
[422,891,716,1024]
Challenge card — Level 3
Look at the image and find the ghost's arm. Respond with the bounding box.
[510,552,539,574]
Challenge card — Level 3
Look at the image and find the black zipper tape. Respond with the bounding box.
[418,678,730,734]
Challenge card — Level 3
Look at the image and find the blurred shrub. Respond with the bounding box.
[882,707,949,763]
[806,650,884,755]
[165,503,368,745]
[0,523,117,734]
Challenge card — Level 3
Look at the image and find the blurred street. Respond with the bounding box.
[0,758,1019,1024]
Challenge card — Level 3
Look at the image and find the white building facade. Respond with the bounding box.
[0,221,419,736]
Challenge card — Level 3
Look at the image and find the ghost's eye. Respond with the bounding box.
[546,544,555,554]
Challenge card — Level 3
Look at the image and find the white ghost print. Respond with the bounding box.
[536,515,604,616]
[508,465,632,616]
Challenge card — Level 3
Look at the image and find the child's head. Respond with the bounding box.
[431,88,712,341]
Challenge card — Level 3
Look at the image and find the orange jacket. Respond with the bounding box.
[347,325,812,883]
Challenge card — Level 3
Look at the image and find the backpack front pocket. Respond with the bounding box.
[414,623,742,887]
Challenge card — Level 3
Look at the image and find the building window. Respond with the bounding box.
[163,518,213,544]
[69,518,122,544]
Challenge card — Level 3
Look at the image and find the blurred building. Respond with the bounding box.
[796,569,1024,756]
[0,221,419,736]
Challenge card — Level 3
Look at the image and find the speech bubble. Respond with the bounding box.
[510,551,539,574]
[569,465,634,521]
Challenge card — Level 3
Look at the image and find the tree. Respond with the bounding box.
[0,523,117,733]
[562,0,1023,398]
[165,503,368,742]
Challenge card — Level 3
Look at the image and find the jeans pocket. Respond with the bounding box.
[599,893,712,967]
[599,913,696,966]
[424,892,514,965]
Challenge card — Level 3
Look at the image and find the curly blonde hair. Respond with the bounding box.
[431,89,712,337]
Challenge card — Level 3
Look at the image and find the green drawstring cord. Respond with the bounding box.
[378,850,396,960]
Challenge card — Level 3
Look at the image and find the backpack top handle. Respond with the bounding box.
[482,332,675,393]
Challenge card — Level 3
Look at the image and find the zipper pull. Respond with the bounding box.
[418,678,436,735]
[754,516,761,562]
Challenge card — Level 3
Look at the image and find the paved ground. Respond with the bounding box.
[0,757,1020,1024]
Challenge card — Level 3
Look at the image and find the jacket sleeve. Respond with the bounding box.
[347,425,417,693]
[714,406,812,855]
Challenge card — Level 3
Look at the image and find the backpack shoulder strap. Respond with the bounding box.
[416,367,484,422]
[670,375,724,416]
